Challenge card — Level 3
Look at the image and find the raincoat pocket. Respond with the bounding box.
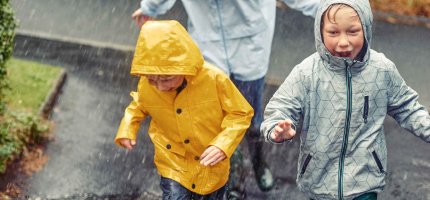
[299,154,313,178]
[363,95,369,123]
[371,150,385,174]
[152,135,188,172]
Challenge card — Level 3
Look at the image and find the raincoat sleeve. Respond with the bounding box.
[282,0,319,17]
[140,0,177,17]
[208,75,254,158]
[115,83,149,147]
[387,64,430,142]
[261,66,305,143]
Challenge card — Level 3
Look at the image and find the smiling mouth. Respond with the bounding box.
[335,51,352,58]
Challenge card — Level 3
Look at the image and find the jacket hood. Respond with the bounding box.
[131,20,204,76]
[314,0,373,71]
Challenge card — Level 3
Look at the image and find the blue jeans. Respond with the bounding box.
[230,76,265,137]
[160,177,226,200]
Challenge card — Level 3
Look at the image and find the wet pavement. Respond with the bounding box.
[9,0,430,199]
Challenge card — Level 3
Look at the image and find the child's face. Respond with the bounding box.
[322,5,364,60]
[146,75,185,92]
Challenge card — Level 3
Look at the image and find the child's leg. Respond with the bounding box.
[159,177,192,200]
[193,185,226,200]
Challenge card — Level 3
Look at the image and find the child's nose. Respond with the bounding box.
[156,83,170,91]
[338,34,349,47]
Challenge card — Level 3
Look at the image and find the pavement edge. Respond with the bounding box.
[38,69,67,119]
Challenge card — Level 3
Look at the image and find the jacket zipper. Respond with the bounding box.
[338,62,353,200]
[214,0,232,72]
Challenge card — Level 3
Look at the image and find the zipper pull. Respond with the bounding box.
[347,67,352,78]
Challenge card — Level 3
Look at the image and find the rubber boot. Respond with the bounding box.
[246,130,275,192]
[226,149,246,200]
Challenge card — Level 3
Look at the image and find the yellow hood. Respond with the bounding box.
[131,20,204,76]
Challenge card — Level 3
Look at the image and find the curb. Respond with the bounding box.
[38,69,67,119]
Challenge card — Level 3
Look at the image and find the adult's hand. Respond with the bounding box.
[132,8,152,28]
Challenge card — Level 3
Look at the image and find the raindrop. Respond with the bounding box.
[127,171,133,180]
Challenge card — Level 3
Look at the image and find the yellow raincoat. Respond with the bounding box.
[115,20,253,195]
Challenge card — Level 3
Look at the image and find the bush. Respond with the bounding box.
[0,111,49,173]
[0,0,16,115]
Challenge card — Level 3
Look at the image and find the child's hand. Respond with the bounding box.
[118,138,136,150]
[131,8,152,28]
[200,146,226,166]
[271,119,296,142]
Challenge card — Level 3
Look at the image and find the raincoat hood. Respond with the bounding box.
[314,0,373,71]
[131,20,204,76]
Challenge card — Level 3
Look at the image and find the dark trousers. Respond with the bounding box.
[160,177,226,200]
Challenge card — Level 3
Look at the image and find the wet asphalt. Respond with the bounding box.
[9,0,430,199]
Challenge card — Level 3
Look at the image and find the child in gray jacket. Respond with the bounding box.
[261,0,430,199]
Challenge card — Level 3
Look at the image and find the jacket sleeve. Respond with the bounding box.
[387,64,430,143]
[208,75,254,158]
[261,66,305,143]
[282,0,319,17]
[140,0,177,17]
[114,80,148,147]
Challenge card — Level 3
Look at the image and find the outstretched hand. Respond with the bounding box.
[118,138,136,150]
[200,146,226,166]
[270,119,296,142]
[131,8,152,28]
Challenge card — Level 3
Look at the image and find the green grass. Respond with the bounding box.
[0,58,61,174]
[5,58,62,113]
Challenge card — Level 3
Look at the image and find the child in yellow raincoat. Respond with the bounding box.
[115,20,253,199]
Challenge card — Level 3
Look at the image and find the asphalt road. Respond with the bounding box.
[9,0,430,199]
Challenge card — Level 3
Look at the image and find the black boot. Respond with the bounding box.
[247,131,275,192]
[226,150,246,200]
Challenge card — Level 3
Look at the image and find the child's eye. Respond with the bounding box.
[148,80,156,85]
[327,31,338,35]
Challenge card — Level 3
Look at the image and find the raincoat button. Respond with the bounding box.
[192,184,195,189]
[176,108,182,114]
[184,139,190,144]
[194,156,199,160]
[166,144,171,149]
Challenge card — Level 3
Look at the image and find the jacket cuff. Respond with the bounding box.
[266,123,296,144]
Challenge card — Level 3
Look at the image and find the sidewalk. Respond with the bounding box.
[10,1,430,199]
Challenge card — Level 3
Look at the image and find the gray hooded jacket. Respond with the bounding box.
[261,0,430,199]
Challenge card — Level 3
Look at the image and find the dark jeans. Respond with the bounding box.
[160,177,226,200]
[228,76,273,195]
[230,76,264,135]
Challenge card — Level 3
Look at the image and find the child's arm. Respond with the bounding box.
[261,66,305,143]
[115,80,149,148]
[387,65,430,142]
[207,75,254,159]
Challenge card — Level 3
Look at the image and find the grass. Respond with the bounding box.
[0,58,62,175]
[5,58,62,113]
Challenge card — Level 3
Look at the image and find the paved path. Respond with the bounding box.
[10,1,430,199]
